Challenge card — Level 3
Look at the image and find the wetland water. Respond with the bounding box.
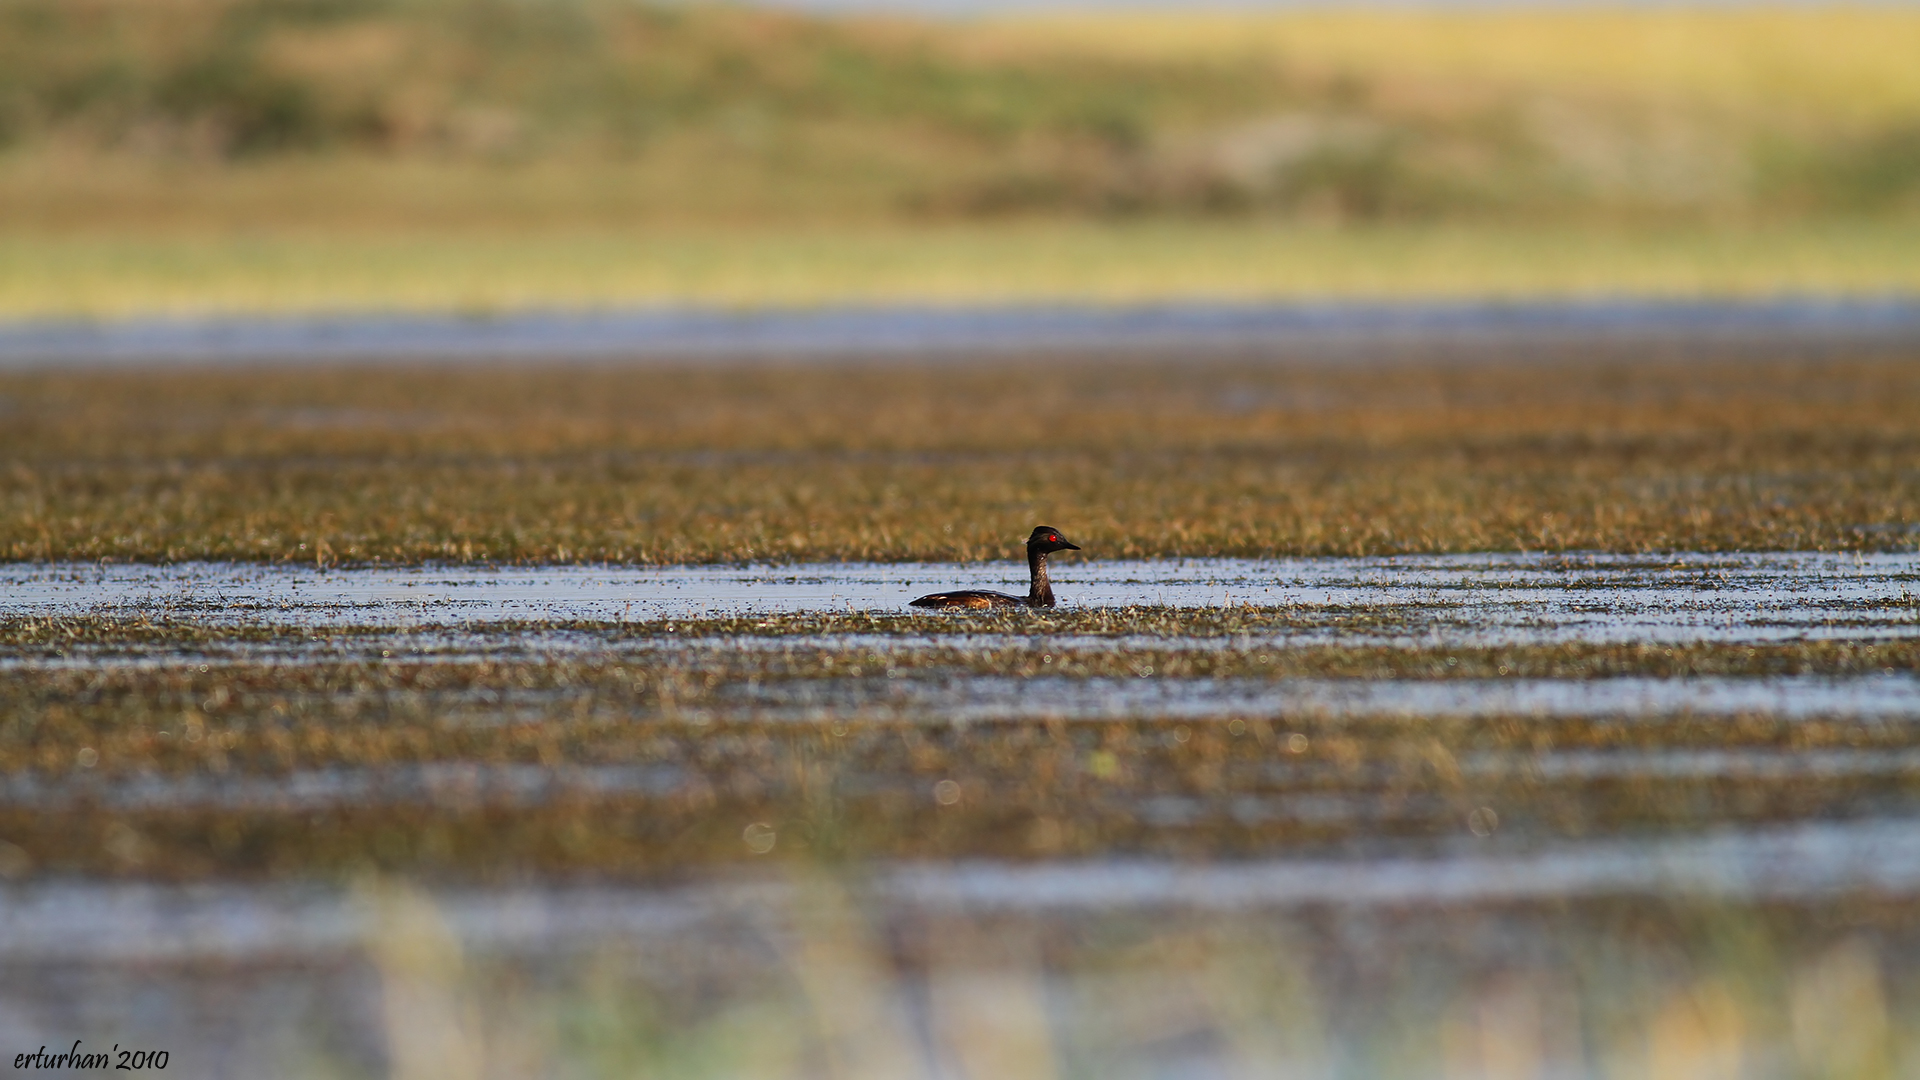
[8,549,1914,638]
[7,551,1920,1077]
[9,297,1920,365]
[8,553,1917,728]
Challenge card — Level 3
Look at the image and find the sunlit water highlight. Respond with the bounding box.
[8,553,1918,730]
[5,551,1916,644]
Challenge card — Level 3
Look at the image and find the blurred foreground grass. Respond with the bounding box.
[307,894,1920,1078]
[6,219,1920,317]
[5,348,1918,563]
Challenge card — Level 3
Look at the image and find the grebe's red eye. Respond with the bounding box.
[1048,535,1058,542]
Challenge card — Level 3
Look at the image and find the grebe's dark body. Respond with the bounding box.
[910,526,1081,610]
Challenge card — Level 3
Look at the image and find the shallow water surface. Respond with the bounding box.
[11,297,1920,366]
[7,550,1916,644]
[10,552,1917,728]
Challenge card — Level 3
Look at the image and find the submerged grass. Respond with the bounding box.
[5,350,1918,563]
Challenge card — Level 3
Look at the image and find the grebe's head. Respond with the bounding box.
[1026,526,1080,554]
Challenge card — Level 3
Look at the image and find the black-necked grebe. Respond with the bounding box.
[910,526,1081,610]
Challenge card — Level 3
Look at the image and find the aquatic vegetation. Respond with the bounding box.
[5,351,1920,564]
[2,349,1914,881]
[3,342,1918,1073]
[0,592,1914,882]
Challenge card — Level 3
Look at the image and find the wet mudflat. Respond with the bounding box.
[4,552,1920,1077]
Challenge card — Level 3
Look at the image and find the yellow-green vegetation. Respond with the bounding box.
[7,0,1914,222]
[7,220,1920,317]
[0,0,1305,228]
[5,350,1919,564]
[999,6,1920,127]
[3,1,1919,315]
[994,6,1920,217]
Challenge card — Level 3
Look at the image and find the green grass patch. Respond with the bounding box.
[5,220,1920,317]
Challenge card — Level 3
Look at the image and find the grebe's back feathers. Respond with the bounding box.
[909,525,1080,611]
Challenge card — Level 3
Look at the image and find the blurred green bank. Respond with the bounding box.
[6,222,1920,318]
[2,0,1917,315]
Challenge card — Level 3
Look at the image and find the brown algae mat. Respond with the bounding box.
[5,348,1920,564]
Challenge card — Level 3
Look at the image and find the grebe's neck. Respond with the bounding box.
[1026,546,1055,607]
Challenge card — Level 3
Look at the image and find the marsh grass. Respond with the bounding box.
[3,350,1916,884]
[5,350,1919,563]
[2,610,1915,879]
[5,695,1916,879]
